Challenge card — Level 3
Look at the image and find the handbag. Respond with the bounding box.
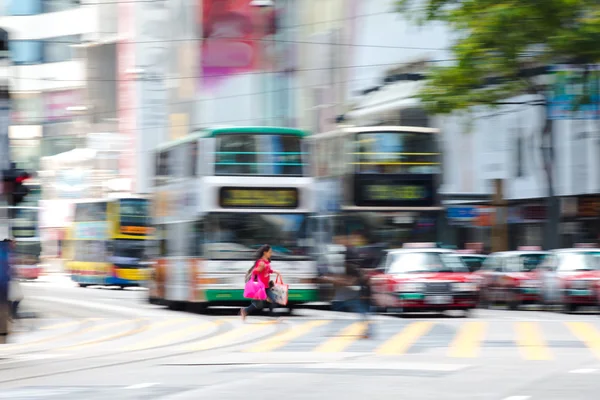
[270,276,289,306]
[243,273,267,300]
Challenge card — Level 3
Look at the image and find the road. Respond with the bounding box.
[1,275,600,399]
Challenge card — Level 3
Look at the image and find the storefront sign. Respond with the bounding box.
[447,206,477,221]
[577,197,600,218]
[219,187,299,209]
[353,174,435,207]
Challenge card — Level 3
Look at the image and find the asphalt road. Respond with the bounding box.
[1,275,600,399]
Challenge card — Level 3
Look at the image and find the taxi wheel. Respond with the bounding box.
[507,290,520,311]
[478,289,490,309]
[561,302,576,314]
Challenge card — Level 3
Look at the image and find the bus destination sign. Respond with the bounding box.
[354,175,436,207]
[219,187,299,209]
[120,226,155,235]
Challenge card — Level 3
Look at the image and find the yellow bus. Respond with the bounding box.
[65,197,155,288]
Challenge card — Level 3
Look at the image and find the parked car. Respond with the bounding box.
[539,248,600,313]
[369,247,478,316]
[474,251,549,309]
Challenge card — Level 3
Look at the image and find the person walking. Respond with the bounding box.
[240,244,282,321]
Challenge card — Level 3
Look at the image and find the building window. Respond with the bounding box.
[43,35,80,63]
[8,0,42,16]
[12,94,43,124]
[41,0,80,13]
[9,40,43,65]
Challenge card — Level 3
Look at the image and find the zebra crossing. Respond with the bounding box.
[5,315,600,362]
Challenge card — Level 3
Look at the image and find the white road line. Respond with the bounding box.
[503,396,531,400]
[303,362,470,372]
[125,383,159,390]
[570,368,598,374]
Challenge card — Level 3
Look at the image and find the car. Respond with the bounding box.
[539,248,600,313]
[369,247,478,316]
[474,250,549,309]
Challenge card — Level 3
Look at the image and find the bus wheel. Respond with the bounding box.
[167,301,185,311]
[78,283,89,288]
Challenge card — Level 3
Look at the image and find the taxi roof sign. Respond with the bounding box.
[518,246,542,251]
[403,242,437,249]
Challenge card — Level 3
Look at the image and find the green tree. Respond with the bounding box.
[396,0,600,249]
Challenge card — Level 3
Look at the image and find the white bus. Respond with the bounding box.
[307,126,443,267]
[149,126,317,311]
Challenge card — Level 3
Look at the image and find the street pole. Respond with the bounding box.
[491,178,508,252]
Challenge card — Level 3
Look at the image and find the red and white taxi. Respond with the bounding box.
[370,246,478,315]
[542,248,600,313]
[474,250,549,309]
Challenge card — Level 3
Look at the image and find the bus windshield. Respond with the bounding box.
[355,131,440,174]
[215,134,305,177]
[205,213,311,260]
[119,199,150,227]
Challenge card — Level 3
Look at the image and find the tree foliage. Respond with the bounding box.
[395,0,600,114]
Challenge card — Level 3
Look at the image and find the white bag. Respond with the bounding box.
[9,280,24,302]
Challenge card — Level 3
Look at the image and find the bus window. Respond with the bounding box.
[155,150,172,186]
[215,134,304,177]
[354,131,440,174]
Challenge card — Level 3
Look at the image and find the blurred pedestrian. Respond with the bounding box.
[241,244,282,321]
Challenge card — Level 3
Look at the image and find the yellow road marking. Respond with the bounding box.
[566,322,600,359]
[125,320,220,351]
[183,321,275,351]
[245,320,330,353]
[514,322,552,360]
[4,318,95,350]
[60,319,148,351]
[313,322,367,353]
[376,321,434,355]
[448,321,486,358]
[40,321,82,331]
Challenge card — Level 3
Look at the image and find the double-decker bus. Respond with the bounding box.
[65,197,154,288]
[5,206,42,280]
[307,126,443,267]
[149,126,317,311]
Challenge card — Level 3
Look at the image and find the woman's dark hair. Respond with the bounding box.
[255,244,271,260]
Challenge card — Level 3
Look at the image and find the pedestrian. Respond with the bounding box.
[240,244,282,321]
[325,236,373,339]
[3,239,22,320]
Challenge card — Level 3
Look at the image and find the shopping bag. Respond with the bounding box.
[9,279,23,302]
[243,274,267,300]
[270,276,289,306]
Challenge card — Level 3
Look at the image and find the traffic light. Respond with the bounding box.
[2,165,31,206]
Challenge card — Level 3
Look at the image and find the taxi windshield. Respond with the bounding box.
[557,252,600,272]
[520,253,547,272]
[387,252,469,274]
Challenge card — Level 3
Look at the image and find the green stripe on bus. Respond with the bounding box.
[204,289,318,303]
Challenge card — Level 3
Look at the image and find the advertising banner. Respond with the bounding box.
[549,65,600,120]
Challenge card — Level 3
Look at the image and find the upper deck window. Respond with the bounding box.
[354,131,440,174]
[215,134,304,176]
